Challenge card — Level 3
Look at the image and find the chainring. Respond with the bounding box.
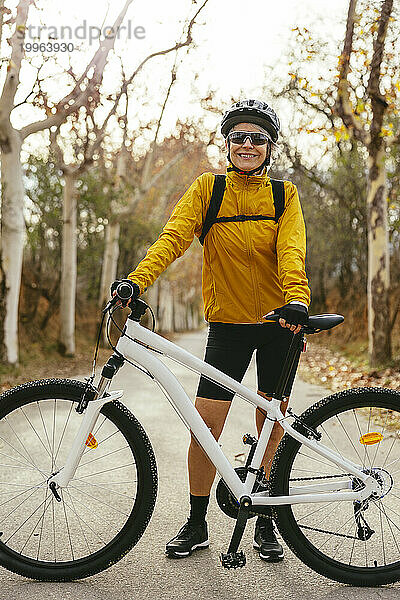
[216,467,254,519]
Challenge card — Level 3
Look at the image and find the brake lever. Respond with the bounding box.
[102,295,120,314]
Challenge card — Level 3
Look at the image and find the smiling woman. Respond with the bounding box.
[125,98,311,561]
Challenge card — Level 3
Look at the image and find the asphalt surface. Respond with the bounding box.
[0,327,399,600]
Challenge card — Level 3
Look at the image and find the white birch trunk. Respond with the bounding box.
[0,0,31,364]
[367,146,391,365]
[98,147,128,309]
[0,129,24,364]
[59,171,77,356]
[99,221,120,308]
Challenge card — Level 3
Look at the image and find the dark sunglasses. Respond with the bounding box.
[227,131,270,146]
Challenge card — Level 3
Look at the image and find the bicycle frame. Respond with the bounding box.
[49,318,379,505]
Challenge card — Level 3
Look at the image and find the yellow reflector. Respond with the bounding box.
[85,433,98,449]
[359,432,383,445]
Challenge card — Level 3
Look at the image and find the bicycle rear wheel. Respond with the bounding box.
[0,379,157,580]
[270,387,400,586]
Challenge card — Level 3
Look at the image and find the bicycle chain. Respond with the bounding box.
[288,473,352,482]
[297,524,360,540]
[279,473,364,539]
[228,470,363,540]
[249,473,355,529]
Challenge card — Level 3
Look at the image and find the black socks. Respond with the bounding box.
[189,494,210,524]
[256,507,273,529]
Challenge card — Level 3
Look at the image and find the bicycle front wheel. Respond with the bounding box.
[0,379,157,581]
[270,387,400,586]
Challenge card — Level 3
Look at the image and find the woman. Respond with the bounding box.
[124,99,311,562]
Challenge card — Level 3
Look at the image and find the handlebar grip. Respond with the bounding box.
[116,281,134,301]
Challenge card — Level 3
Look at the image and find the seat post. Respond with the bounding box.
[272,332,304,400]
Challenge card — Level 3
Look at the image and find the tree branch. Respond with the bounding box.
[0,0,32,122]
[334,0,369,145]
[140,52,179,191]
[283,140,365,223]
[123,0,209,91]
[142,147,191,194]
[19,0,133,140]
[367,0,393,151]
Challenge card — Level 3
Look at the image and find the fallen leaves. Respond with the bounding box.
[298,341,400,392]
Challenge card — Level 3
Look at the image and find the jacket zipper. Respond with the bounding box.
[242,178,262,322]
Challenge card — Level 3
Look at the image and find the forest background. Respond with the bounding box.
[0,0,399,391]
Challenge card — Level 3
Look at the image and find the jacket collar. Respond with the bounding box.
[226,167,270,190]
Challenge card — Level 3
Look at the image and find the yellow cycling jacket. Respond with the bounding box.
[128,168,311,324]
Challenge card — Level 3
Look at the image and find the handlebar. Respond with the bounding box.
[103,283,344,336]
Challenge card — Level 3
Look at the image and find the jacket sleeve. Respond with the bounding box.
[127,174,207,293]
[276,182,311,307]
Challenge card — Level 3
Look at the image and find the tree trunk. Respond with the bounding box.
[367,146,391,366]
[59,171,77,356]
[98,147,128,311]
[99,220,120,346]
[99,221,120,309]
[0,129,24,364]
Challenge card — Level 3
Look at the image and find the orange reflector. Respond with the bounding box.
[85,433,98,449]
[359,432,383,445]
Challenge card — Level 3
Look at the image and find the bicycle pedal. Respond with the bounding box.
[220,550,246,569]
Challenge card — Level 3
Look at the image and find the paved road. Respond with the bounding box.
[0,328,399,600]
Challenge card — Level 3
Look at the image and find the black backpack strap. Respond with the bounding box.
[270,179,285,222]
[199,175,285,245]
[199,174,226,245]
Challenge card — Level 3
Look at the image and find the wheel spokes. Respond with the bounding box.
[0,398,138,563]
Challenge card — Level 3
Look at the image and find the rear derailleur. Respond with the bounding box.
[352,476,375,541]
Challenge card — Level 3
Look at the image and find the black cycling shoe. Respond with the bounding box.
[253,518,284,562]
[165,520,209,558]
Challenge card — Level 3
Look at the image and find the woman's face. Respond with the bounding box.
[225,122,268,172]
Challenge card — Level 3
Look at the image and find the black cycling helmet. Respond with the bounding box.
[221,99,280,142]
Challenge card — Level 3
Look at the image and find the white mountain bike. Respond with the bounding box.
[0,281,399,586]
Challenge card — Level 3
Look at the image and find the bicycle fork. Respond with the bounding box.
[47,389,123,499]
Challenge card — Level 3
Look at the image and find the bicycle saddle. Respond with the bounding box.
[265,313,344,334]
[304,314,344,333]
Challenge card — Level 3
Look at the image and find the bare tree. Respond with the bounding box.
[52,2,209,354]
[0,0,210,364]
[276,0,398,366]
[97,0,212,309]
[0,0,133,364]
[50,84,129,355]
[335,0,394,365]
[98,55,186,310]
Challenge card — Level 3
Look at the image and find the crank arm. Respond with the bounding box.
[220,496,251,569]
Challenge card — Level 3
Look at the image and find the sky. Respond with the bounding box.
[2,0,351,164]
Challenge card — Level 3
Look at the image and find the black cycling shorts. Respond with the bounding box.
[196,322,300,401]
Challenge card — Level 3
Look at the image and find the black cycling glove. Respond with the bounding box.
[273,303,308,326]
